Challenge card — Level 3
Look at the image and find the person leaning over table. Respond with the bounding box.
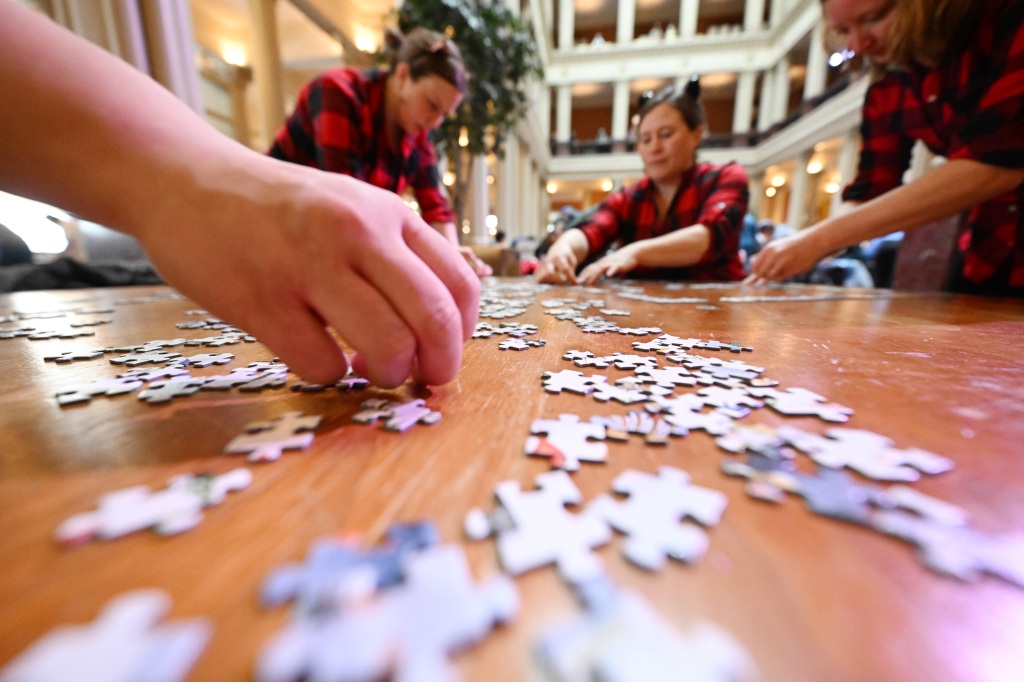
[748,0,1024,297]
[268,26,492,278]
[534,79,749,285]
[0,1,479,388]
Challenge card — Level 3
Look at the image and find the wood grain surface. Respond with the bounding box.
[1,281,1023,682]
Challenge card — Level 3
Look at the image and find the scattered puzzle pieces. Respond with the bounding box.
[55,469,252,544]
[0,589,211,682]
[353,398,441,432]
[224,412,322,462]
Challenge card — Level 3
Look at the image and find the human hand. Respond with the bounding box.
[745,229,828,286]
[534,243,579,284]
[136,158,479,388]
[577,245,639,285]
[458,245,493,278]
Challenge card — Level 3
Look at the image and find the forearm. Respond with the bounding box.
[0,3,248,234]
[628,225,711,268]
[556,229,592,264]
[807,159,1024,255]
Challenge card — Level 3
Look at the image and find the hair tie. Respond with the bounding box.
[428,38,448,55]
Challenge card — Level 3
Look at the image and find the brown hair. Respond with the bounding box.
[821,0,982,70]
[639,76,705,131]
[384,27,469,93]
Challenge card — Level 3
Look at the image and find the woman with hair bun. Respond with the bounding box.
[270,27,491,276]
[535,78,748,285]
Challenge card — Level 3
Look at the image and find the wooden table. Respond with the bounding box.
[2,281,1023,681]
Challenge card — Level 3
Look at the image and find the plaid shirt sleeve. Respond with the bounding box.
[690,162,749,268]
[948,1,1024,169]
[267,71,372,179]
[576,188,634,257]
[842,76,917,203]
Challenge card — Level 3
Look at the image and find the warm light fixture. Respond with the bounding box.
[765,187,777,198]
[486,174,495,185]
[600,178,614,192]
[221,42,247,66]
[485,214,498,229]
[770,174,786,187]
[546,181,558,194]
[458,128,469,147]
[443,171,456,186]
[825,181,841,194]
[806,159,823,174]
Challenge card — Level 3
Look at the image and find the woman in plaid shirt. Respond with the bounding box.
[535,80,748,285]
[269,28,491,277]
[750,0,1024,296]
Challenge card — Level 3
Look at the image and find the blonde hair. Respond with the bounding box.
[821,0,982,70]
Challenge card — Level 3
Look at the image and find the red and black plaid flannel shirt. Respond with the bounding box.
[575,162,748,281]
[268,68,454,225]
[843,0,1024,291]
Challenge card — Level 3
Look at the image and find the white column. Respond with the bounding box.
[787,149,811,230]
[831,128,860,213]
[680,0,699,38]
[471,154,490,244]
[757,68,775,131]
[768,0,782,28]
[773,56,790,124]
[612,80,630,142]
[747,175,762,217]
[733,71,756,133]
[744,0,766,31]
[803,21,827,100]
[141,0,203,113]
[616,0,636,45]
[249,0,285,148]
[498,137,521,240]
[522,154,535,236]
[556,85,572,143]
[558,0,575,49]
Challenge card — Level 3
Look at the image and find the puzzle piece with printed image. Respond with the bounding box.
[55,468,252,544]
[225,411,322,462]
[262,521,440,610]
[258,544,518,682]
[353,398,441,432]
[778,426,954,481]
[747,386,853,422]
[872,510,1024,588]
[590,467,727,570]
[526,414,609,470]
[465,470,611,583]
[0,589,211,682]
[591,411,685,446]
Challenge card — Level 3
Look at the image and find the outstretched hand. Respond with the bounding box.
[137,158,479,388]
[745,229,828,285]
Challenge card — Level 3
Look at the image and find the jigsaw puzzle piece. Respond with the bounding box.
[0,589,211,682]
[779,426,954,481]
[590,467,727,570]
[465,470,610,583]
[224,412,322,462]
[873,511,1024,588]
[353,399,442,432]
[525,414,608,471]
[55,469,252,544]
[257,545,518,682]
[262,521,440,609]
[536,576,757,682]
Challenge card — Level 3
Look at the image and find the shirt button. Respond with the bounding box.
[1009,204,1018,213]
[926,94,938,103]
